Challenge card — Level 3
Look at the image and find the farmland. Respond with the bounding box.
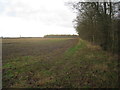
[2,38,118,88]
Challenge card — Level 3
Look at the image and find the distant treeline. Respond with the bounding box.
[44,35,79,38]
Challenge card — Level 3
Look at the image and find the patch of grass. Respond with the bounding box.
[64,39,87,56]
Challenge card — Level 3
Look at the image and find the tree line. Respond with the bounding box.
[69,1,120,53]
[44,35,79,38]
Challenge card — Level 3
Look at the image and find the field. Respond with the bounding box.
[2,38,119,88]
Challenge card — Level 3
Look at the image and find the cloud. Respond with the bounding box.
[0,0,77,37]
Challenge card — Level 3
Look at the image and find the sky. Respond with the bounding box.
[0,0,78,37]
[0,0,119,37]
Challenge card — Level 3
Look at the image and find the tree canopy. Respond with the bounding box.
[69,1,120,53]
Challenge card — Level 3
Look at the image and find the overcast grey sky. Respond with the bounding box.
[1,0,119,37]
[0,0,79,37]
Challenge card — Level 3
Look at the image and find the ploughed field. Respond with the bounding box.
[2,38,119,88]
